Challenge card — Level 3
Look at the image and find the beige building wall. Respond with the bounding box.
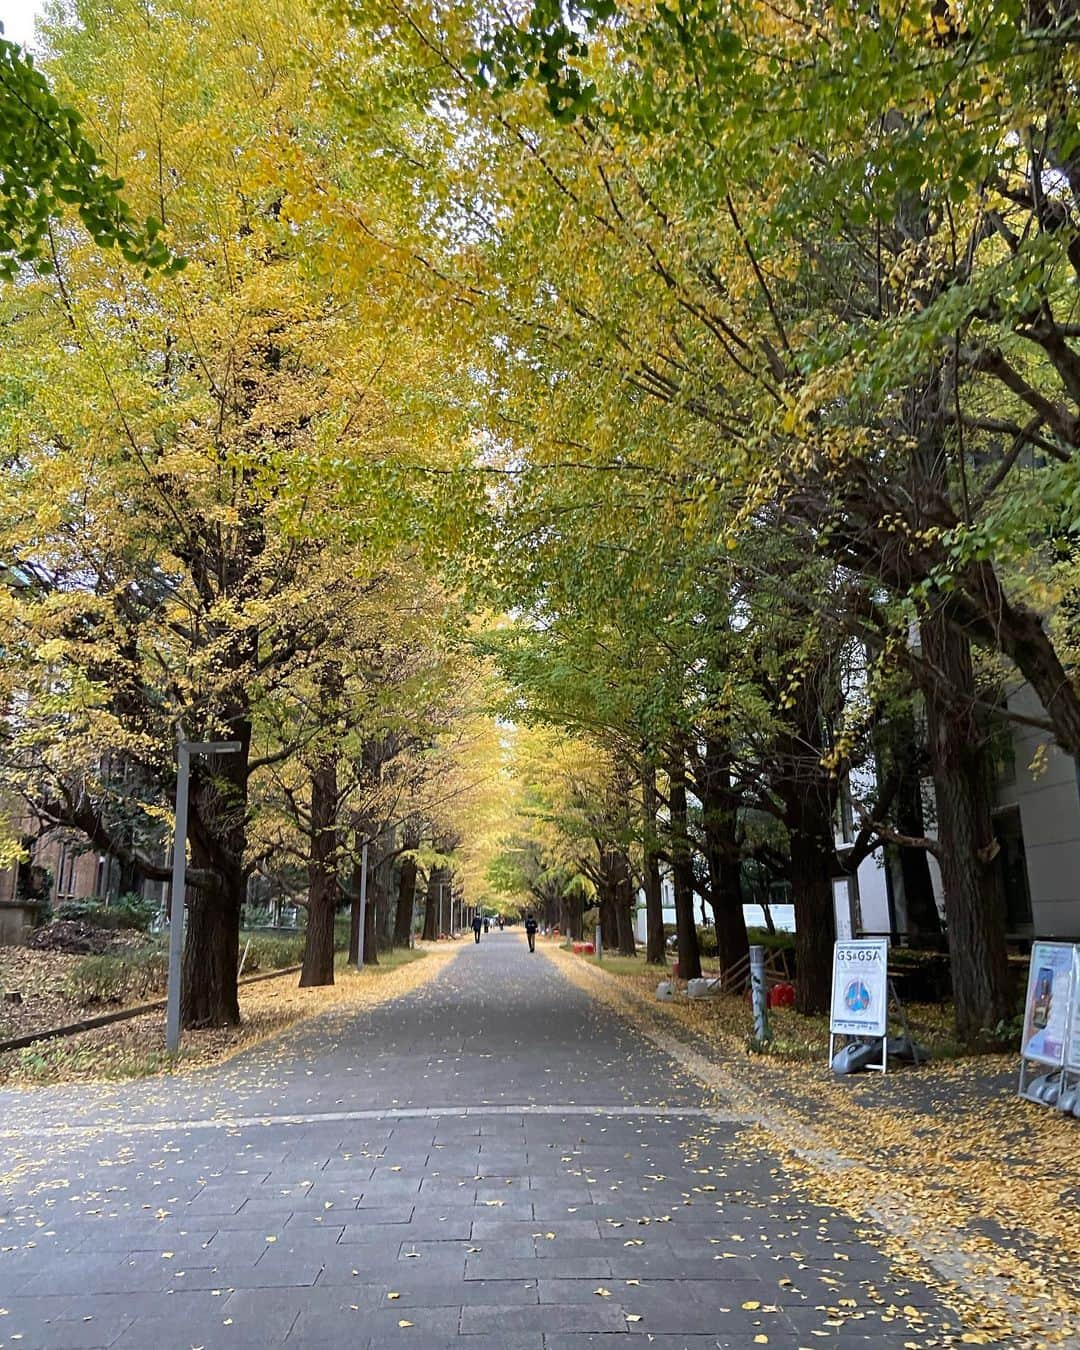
[999,686,1080,940]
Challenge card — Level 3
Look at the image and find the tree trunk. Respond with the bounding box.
[116,854,143,900]
[597,876,618,952]
[775,677,838,1016]
[394,853,418,947]
[667,743,701,981]
[301,885,336,986]
[422,867,441,942]
[363,859,380,965]
[921,608,1011,1040]
[710,859,749,974]
[300,750,337,987]
[182,736,250,1028]
[786,812,836,1015]
[181,875,242,1027]
[299,777,337,988]
[562,890,584,941]
[641,762,666,964]
[698,736,749,973]
[610,848,636,956]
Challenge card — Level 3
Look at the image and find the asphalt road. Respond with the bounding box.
[0,931,989,1349]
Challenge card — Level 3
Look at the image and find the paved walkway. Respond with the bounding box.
[0,933,987,1349]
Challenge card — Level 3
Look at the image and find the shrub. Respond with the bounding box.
[746,926,796,953]
[56,893,157,933]
[113,892,158,932]
[240,933,304,973]
[65,949,169,1006]
[696,926,718,957]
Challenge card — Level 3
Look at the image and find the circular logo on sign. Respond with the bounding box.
[844,979,871,1013]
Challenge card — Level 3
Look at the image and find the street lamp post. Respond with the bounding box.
[355,841,369,969]
[165,737,242,1056]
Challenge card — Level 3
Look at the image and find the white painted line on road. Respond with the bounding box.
[0,1102,747,1141]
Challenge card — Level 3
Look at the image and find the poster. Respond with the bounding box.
[1020,941,1075,1067]
[830,938,889,1038]
[1066,946,1080,1073]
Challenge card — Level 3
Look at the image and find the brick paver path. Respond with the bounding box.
[0,933,988,1348]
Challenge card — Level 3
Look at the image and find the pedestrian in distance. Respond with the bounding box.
[472,912,482,944]
[525,912,538,953]
[483,915,490,933]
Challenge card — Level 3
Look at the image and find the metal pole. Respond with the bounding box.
[595,923,602,961]
[439,883,444,938]
[749,944,771,1042]
[356,842,368,969]
[165,742,191,1056]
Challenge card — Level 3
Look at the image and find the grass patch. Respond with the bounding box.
[332,945,428,974]
[584,952,661,978]
[563,942,962,1061]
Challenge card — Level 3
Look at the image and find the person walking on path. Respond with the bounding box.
[472,911,482,944]
[483,915,490,933]
[525,912,538,952]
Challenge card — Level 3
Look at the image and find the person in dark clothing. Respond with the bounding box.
[483,916,490,933]
[472,912,482,943]
[525,912,538,952]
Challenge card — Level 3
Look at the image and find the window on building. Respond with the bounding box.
[56,841,79,900]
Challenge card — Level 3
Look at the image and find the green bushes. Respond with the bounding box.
[746,926,795,954]
[56,893,158,932]
[65,950,169,1006]
[63,931,302,1009]
[239,933,304,973]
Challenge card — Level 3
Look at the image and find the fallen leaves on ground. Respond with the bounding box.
[541,940,1080,1350]
[0,945,452,1087]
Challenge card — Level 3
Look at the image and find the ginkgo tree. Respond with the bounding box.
[0,0,473,1026]
[455,0,1080,1036]
[310,0,1076,1036]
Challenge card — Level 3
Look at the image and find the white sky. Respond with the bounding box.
[2,0,41,48]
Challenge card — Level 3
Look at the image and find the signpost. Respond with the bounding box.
[1067,947,1080,1074]
[829,937,889,1073]
[749,944,771,1043]
[1018,939,1079,1109]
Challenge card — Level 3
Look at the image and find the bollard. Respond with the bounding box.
[595,924,602,962]
[749,944,772,1042]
